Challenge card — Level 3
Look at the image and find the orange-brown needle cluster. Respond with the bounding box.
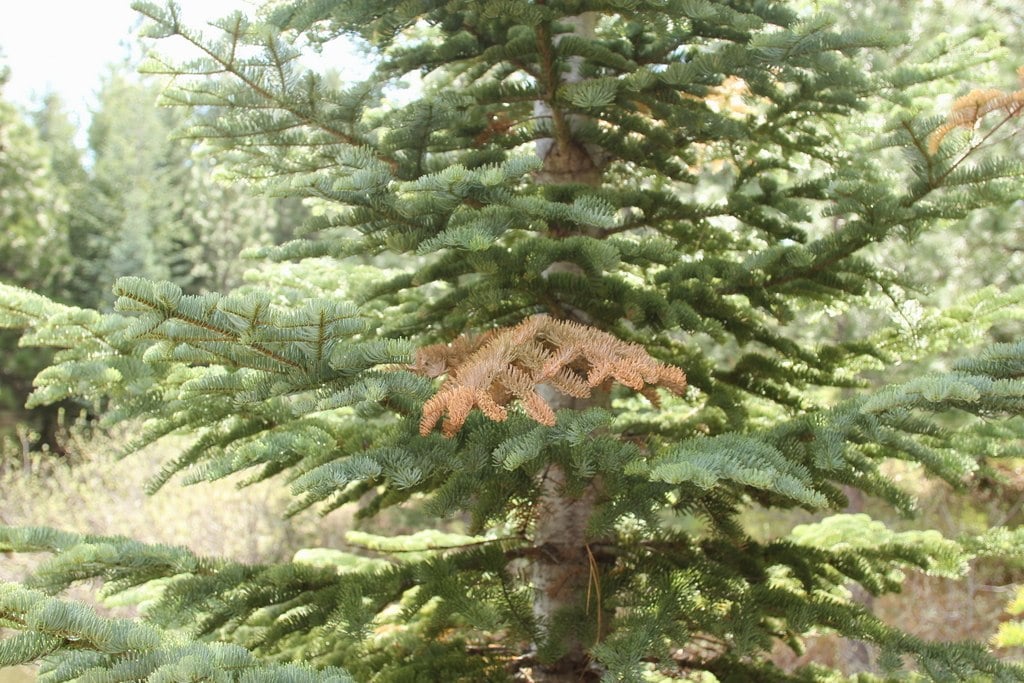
[927,67,1024,155]
[411,315,687,437]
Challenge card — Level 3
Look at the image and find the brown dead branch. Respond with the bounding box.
[927,67,1024,155]
[411,315,687,437]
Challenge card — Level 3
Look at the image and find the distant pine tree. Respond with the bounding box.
[74,71,304,305]
[0,73,79,454]
[2,2,1024,681]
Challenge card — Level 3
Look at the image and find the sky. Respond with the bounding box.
[0,1,244,126]
[0,1,371,133]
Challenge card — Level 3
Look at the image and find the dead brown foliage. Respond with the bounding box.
[927,66,1024,154]
[411,315,687,437]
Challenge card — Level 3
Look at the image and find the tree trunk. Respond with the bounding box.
[841,485,876,673]
[530,474,603,678]
[527,12,607,681]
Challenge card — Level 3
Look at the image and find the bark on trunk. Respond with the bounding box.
[526,12,607,681]
[527,392,606,681]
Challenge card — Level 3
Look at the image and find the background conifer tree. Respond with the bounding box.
[74,70,305,305]
[0,62,306,454]
[3,1,1024,681]
[0,69,78,454]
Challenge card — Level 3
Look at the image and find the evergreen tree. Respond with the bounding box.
[0,61,302,454]
[31,93,89,208]
[0,70,78,453]
[2,2,1024,681]
[0,70,72,302]
[71,70,193,304]
[74,68,308,303]
[818,0,1024,313]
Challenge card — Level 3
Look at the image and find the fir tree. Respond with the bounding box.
[3,1,1024,681]
[0,71,79,454]
[70,69,306,306]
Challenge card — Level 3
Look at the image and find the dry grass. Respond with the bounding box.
[1,427,355,581]
[770,571,1016,673]
[768,465,1024,675]
[0,425,360,681]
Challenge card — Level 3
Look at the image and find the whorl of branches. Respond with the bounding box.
[927,66,1024,154]
[412,315,687,436]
